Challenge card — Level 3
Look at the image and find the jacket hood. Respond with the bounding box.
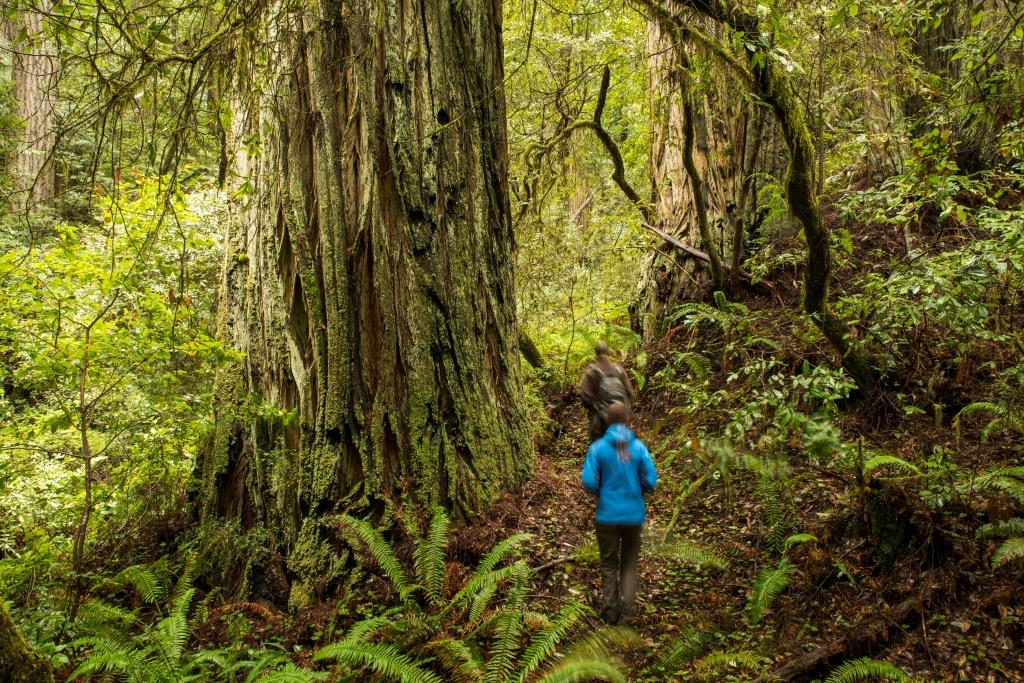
[605,423,633,444]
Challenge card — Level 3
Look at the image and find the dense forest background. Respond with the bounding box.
[1,0,1022,681]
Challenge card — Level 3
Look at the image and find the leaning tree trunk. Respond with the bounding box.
[0,602,54,683]
[632,17,764,341]
[194,1,533,607]
[4,0,57,212]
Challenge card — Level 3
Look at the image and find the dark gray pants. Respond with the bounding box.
[588,411,606,441]
[595,522,642,624]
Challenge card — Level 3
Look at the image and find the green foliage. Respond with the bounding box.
[514,601,590,682]
[651,625,711,675]
[695,650,762,677]
[956,401,1024,442]
[340,513,413,599]
[976,518,1024,571]
[413,507,450,605]
[990,538,1024,570]
[0,178,228,665]
[70,567,224,682]
[314,642,444,683]
[976,518,1024,540]
[836,199,1024,388]
[782,533,817,553]
[824,657,913,682]
[654,540,729,571]
[747,557,795,624]
[318,514,631,683]
[959,466,1024,507]
[863,454,922,477]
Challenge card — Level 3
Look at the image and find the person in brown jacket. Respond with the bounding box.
[580,340,635,441]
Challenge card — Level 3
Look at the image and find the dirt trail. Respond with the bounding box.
[456,391,1024,682]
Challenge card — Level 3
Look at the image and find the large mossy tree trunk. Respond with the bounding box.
[195,0,533,607]
[0,602,54,683]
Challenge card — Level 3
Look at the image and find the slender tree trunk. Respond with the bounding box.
[195,1,533,606]
[0,602,54,683]
[4,0,57,212]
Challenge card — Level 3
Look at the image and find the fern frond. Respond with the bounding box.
[341,607,404,644]
[340,514,411,598]
[533,656,627,683]
[657,540,729,570]
[313,641,443,683]
[653,624,710,674]
[863,455,922,477]
[824,656,911,682]
[172,553,201,602]
[454,561,525,608]
[561,625,643,661]
[414,507,450,605]
[476,533,532,574]
[483,563,530,683]
[424,637,484,682]
[69,634,146,679]
[783,533,817,553]
[747,558,795,624]
[514,601,591,682]
[957,402,1024,441]
[77,597,138,631]
[696,650,762,675]
[976,517,1024,539]
[675,352,711,382]
[467,582,499,627]
[114,563,168,605]
[955,401,1003,421]
[992,537,1024,569]
[971,473,1024,505]
[251,664,330,682]
[158,587,196,662]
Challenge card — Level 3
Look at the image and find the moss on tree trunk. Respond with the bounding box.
[194,1,533,607]
[0,603,54,683]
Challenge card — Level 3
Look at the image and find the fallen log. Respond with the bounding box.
[756,570,944,682]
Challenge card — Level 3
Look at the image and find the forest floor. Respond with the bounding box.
[186,349,1024,681]
[450,385,1024,682]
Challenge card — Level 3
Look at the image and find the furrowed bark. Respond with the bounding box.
[4,0,57,212]
[637,0,879,390]
[632,14,768,339]
[677,51,724,291]
[196,1,533,607]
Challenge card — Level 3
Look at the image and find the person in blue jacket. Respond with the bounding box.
[581,401,658,624]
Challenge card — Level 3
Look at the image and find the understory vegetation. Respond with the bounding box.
[2,0,1023,681]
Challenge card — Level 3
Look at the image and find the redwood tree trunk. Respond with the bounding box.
[5,0,56,211]
[195,0,532,607]
[632,18,765,340]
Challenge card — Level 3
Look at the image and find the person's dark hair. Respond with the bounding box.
[606,401,632,463]
[606,401,630,426]
[595,340,610,357]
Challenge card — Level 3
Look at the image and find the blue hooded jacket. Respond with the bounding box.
[581,424,658,526]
